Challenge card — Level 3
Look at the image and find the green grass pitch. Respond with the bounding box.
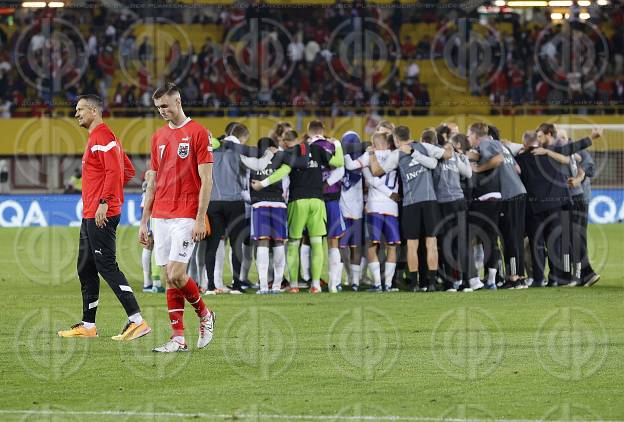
[0,225,622,421]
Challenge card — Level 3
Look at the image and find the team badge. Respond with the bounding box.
[177,142,189,158]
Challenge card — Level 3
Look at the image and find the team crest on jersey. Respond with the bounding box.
[178,142,189,158]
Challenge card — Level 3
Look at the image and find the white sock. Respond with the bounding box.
[256,246,270,291]
[350,264,361,286]
[312,279,321,290]
[214,239,225,289]
[195,241,207,290]
[474,244,484,271]
[241,243,253,283]
[153,258,162,288]
[272,245,286,291]
[385,262,396,288]
[141,249,152,287]
[487,268,497,284]
[328,248,342,289]
[300,243,311,281]
[82,321,95,329]
[173,335,185,344]
[368,261,382,287]
[128,312,143,325]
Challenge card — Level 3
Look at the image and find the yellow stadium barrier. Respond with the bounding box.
[1,115,622,155]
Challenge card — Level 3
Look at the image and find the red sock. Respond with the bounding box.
[180,277,208,318]
[166,288,185,337]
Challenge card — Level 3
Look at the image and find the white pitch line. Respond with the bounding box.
[0,409,620,422]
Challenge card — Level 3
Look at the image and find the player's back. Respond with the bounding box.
[367,150,399,216]
[397,142,437,206]
[211,135,247,202]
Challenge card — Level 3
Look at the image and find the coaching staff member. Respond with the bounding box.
[58,95,151,341]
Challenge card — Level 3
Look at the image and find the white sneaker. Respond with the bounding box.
[469,278,484,291]
[153,338,188,353]
[197,311,215,349]
[329,286,338,293]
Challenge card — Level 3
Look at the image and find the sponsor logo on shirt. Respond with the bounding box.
[440,161,459,173]
[405,167,427,181]
[256,168,274,177]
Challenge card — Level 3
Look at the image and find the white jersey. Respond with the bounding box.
[340,164,363,219]
[359,151,399,217]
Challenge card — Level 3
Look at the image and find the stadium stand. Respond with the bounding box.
[0,1,622,118]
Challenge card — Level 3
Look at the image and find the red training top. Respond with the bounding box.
[150,118,213,219]
[82,123,135,218]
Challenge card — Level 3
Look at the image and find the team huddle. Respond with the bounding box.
[59,83,601,353]
[166,116,600,300]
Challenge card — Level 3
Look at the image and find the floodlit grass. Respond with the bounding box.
[0,225,622,421]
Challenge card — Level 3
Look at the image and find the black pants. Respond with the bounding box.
[526,207,566,284]
[438,200,468,284]
[77,216,140,323]
[205,200,247,290]
[500,194,527,278]
[469,200,501,272]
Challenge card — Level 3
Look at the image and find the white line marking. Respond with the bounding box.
[0,409,620,422]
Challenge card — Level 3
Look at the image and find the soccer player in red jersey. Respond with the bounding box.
[139,83,215,353]
[58,94,151,341]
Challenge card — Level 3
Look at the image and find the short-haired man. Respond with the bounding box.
[139,83,215,352]
[59,95,151,341]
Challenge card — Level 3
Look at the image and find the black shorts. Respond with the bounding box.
[401,201,441,239]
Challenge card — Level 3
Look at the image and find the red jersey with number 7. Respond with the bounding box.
[150,118,213,219]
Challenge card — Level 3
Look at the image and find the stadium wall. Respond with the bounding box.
[0,191,623,227]
[1,115,622,155]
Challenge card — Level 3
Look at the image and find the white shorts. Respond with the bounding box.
[152,218,196,266]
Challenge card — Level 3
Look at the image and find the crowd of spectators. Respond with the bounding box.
[0,1,622,117]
